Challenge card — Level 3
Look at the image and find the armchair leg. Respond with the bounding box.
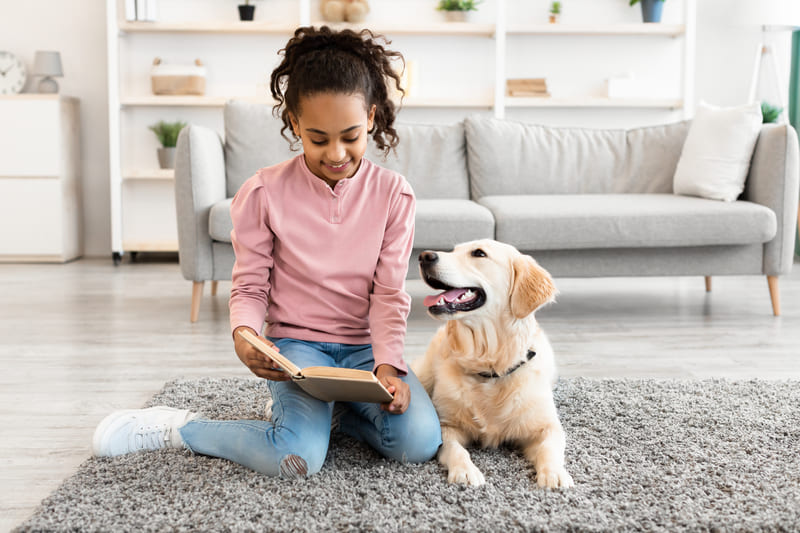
[211,281,218,296]
[704,276,712,292]
[191,281,204,323]
[767,275,781,317]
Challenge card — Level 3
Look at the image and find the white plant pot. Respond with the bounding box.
[443,10,471,22]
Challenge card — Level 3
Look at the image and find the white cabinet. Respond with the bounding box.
[0,95,82,262]
[106,0,695,260]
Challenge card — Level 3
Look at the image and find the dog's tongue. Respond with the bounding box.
[423,288,468,308]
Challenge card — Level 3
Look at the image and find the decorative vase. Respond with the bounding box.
[549,14,559,23]
[157,147,176,169]
[238,4,255,21]
[443,11,470,22]
[639,0,663,23]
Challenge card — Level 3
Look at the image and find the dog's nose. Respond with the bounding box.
[419,251,439,265]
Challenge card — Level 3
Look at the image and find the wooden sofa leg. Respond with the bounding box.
[191,281,204,323]
[704,276,712,292]
[211,280,218,296]
[767,275,781,317]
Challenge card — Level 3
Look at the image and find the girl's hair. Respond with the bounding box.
[270,26,404,155]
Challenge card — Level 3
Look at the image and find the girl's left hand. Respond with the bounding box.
[375,364,410,414]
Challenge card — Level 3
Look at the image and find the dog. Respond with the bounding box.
[412,239,573,489]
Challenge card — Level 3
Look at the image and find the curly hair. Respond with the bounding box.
[270,26,405,155]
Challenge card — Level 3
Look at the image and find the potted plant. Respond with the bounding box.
[149,120,186,169]
[549,1,561,23]
[238,0,260,21]
[436,0,481,22]
[629,0,665,23]
[761,102,783,124]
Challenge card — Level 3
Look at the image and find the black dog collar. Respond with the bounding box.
[477,350,536,379]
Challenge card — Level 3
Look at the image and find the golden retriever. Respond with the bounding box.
[412,239,573,489]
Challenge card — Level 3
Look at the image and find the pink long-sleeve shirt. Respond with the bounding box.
[229,154,415,375]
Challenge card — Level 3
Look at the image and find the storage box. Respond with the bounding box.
[151,58,206,96]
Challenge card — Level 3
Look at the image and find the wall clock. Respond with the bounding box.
[0,51,27,95]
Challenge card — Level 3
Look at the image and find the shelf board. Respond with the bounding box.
[505,96,683,109]
[121,240,179,252]
[313,21,496,37]
[118,20,497,36]
[119,20,297,34]
[123,169,175,180]
[507,23,685,37]
[120,95,491,108]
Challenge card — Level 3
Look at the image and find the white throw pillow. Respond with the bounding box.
[673,101,763,202]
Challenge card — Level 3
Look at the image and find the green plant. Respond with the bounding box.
[149,120,186,148]
[436,0,481,12]
[550,1,561,15]
[761,102,783,124]
[629,0,664,4]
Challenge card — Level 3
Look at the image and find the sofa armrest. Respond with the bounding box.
[743,124,800,276]
[174,124,227,282]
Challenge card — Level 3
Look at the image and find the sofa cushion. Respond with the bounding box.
[225,100,297,198]
[208,198,233,242]
[366,122,470,199]
[414,199,494,249]
[207,197,495,249]
[465,115,690,198]
[478,194,776,250]
[673,101,763,202]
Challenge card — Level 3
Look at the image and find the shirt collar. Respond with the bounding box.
[299,154,369,196]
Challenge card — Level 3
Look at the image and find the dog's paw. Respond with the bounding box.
[536,467,574,489]
[447,463,486,486]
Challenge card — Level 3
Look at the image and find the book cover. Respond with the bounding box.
[238,330,394,404]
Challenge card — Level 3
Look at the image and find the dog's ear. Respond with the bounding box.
[510,255,557,318]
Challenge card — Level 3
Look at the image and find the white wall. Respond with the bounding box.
[0,0,793,257]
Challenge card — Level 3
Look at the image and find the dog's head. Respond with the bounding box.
[418,239,557,321]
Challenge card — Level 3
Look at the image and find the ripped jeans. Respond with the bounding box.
[178,338,442,477]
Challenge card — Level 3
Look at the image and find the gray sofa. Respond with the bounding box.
[175,100,799,321]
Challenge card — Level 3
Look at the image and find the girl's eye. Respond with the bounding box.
[343,136,359,143]
[471,248,487,258]
[310,140,327,146]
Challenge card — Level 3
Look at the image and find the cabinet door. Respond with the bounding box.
[0,177,62,255]
[0,100,61,177]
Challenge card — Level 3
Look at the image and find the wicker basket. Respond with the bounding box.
[150,58,206,96]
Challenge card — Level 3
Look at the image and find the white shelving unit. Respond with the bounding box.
[106,0,695,261]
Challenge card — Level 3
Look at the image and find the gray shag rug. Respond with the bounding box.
[16,377,800,532]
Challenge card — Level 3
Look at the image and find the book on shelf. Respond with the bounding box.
[238,329,394,403]
[507,78,551,97]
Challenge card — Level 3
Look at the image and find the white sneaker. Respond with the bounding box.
[92,406,199,457]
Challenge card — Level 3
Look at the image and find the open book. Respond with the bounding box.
[238,330,394,404]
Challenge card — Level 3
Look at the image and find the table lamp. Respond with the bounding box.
[33,51,63,94]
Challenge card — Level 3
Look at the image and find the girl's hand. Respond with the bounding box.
[375,364,410,414]
[233,326,291,381]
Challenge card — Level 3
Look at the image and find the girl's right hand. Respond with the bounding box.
[233,326,291,381]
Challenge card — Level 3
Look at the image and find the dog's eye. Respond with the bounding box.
[471,248,487,258]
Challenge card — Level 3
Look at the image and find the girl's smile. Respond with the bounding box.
[290,92,376,189]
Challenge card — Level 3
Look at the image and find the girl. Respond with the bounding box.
[92,26,442,478]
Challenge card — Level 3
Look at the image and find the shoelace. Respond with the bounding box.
[133,423,171,450]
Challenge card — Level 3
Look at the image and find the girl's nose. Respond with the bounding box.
[327,143,346,162]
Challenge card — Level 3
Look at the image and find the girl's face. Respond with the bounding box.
[290,92,376,189]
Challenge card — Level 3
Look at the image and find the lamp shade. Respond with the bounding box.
[32,51,63,77]
[731,0,800,29]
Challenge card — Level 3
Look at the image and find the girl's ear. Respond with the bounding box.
[367,104,376,132]
[510,255,557,319]
[288,112,300,137]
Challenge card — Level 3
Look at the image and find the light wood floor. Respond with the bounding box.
[2,257,799,531]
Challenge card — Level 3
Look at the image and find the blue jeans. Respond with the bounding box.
[179,338,442,477]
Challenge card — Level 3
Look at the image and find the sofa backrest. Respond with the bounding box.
[464,115,690,198]
[224,100,297,198]
[365,122,470,199]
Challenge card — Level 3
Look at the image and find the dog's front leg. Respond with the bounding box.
[523,423,574,489]
[439,425,485,486]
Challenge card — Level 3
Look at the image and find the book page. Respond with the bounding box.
[237,330,301,377]
[295,374,394,403]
